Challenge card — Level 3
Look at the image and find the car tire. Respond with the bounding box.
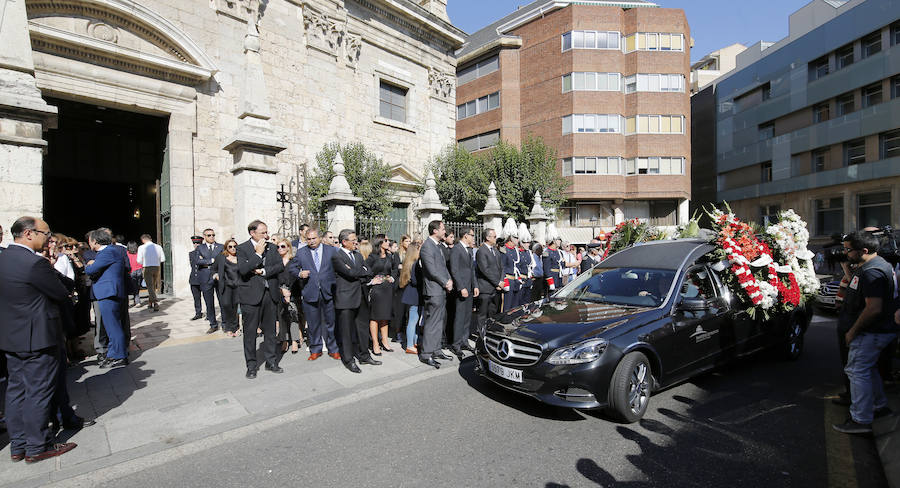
[606,352,652,423]
[783,312,805,361]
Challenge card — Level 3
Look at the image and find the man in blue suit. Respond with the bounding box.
[196,228,224,333]
[0,216,77,463]
[85,228,129,368]
[288,228,338,361]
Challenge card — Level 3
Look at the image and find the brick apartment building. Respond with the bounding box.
[455,0,691,240]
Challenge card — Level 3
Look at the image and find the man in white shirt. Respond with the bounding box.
[137,234,165,311]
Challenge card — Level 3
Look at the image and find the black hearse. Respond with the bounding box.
[475,239,812,423]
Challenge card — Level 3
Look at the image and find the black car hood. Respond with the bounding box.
[486,299,657,346]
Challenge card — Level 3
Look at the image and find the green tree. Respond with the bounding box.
[307,142,394,219]
[430,136,569,222]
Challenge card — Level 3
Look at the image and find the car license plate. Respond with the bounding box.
[488,360,523,383]
[818,296,835,304]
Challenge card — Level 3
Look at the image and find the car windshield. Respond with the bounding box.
[555,267,676,307]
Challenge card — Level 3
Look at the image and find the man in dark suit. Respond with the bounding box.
[419,220,454,368]
[449,226,479,360]
[188,236,204,321]
[0,216,77,462]
[236,220,285,379]
[475,228,503,333]
[291,223,309,251]
[197,228,224,333]
[288,228,338,361]
[85,228,129,368]
[441,230,456,349]
[331,229,382,373]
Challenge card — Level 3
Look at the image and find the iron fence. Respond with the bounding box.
[355,217,418,243]
[444,221,484,240]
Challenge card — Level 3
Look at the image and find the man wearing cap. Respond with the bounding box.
[501,232,522,312]
[517,225,534,307]
[543,238,565,296]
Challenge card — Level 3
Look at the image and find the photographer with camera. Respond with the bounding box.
[833,232,898,434]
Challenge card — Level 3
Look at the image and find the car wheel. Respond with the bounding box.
[607,352,652,423]
[783,315,805,361]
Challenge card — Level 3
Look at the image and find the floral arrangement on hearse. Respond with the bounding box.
[705,205,818,318]
[600,218,666,259]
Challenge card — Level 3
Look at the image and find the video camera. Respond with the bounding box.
[823,226,900,266]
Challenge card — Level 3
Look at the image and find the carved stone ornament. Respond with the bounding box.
[428,67,453,99]
[302,6,343,56]
[344,32,361,68]
[211,0,262,24]
[87,21,118,43]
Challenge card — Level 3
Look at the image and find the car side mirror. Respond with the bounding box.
[678,297,709,312]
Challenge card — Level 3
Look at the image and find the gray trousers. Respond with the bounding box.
[419,293,446,359]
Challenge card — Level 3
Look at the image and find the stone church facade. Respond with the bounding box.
[0,0,463,296]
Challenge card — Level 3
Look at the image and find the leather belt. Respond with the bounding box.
[198,264,211,269]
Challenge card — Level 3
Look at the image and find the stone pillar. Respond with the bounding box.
[613,205,625,225]
[527,191,550,245]
[225,10,287,237]
[0,0,58,227]
[417,169,447,234]
[478,182,506,234]
[678,198,690,225]
[321,153,359,233]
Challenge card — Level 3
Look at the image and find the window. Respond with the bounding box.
[808,55,829,81]
[562,114,623,134]
[562,73,621,92]
[761,82,772,101]
[458,130,500,152]
[815,197,843,236]
[836,43,854,70]
[862,82,882,108]
[624,115,685,134]
[561,157,622,176]
[379,81,407,123]
[760,204,781,226]
[561,30,620,51]
[457,56,499,85]
[760,161,772,183]
[623,74,685,93]
[858,192,891,228]
[624,157,684,175]
[893,21,900,46]
[758,123,774,141]
[456,91,499,120]
[813,102,830,123]
[844,138,866,166]
[680,267,716,300]
[893,75,900,99]
[812,148,827,172]
[624,33,684,52]
[649,200,677,226]
[861,30,882,58]
[836,92,854,116]
[881,128,900,159]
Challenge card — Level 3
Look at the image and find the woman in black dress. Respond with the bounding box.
[213,239,241,337]
[365,234,397,354]
[275,238,300,354]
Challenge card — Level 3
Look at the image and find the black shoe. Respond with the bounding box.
[205,326,219,334]
[359,357,382,366]
[95,353,106,364]
[371,350,382,356]
[833,418,872,434]
[451,349,465,361]
[264,365,284,374]
[875,407,893,419]
[153,304,160,312]
[461,344,476,353]
[245,368,257,379]
[831,392,851,406]
[190,314,203,321]
[345,362,362,373]
[433,352,453,362]
[62,416,96,430]
[99,357,128,369]
[419,357,440,369]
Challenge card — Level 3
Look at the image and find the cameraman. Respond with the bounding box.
[833,232,898,434]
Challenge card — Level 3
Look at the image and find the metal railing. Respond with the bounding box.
[354,218,418,243]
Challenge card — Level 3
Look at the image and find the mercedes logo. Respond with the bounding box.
[497,339,513,360]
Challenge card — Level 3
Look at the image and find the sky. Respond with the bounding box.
[447,0,814,63]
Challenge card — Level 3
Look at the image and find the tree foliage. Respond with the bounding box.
[307,142,394,220]
[430,136,570,222]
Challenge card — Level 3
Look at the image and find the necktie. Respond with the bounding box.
[349,251,354,265]
[314,248,321,271]
[208,244,213,252]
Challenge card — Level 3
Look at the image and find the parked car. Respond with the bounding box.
[475,239,812,423]
[814,275,841,312]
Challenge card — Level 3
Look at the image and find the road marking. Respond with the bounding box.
[823,394,858,488]
[38,364,460,488]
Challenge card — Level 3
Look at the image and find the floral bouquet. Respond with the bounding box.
[602,218,662,259]
[764,209,819,297]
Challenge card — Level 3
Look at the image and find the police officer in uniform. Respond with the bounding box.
[501,231,521,312]
[542,238,565,296]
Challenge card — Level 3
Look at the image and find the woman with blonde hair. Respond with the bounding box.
[274,238,301,353]
[399,242,423,354]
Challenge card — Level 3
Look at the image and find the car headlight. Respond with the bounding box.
[546,338,608,365]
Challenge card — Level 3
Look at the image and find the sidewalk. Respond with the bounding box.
[0,298,453,487]
[874,383,900,488]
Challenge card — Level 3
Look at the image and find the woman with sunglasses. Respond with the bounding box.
[214,238,241,337]
[365,234,397,355]
[275,238,302,353]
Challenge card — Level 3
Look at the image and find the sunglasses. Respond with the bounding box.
[205,233,215,237]
[278,244,288,249]
[226,245,236,249]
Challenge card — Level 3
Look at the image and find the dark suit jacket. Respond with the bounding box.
[421,237,450,298]
[476,243,502,295]
[236,239,284,305]
[450,243,477,295]
[331,248,370,309]
[196,242,223,288]
[0,245,70,352]
[288,244,336,303]
[188,249,202,286]
[85,245,127,300]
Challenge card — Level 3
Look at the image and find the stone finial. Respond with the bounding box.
[418,169,447,212]
[479,181,505,217]
[527,190,548,221]
[323,152,358,202]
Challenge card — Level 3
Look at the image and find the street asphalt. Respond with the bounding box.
[83,315,887,488]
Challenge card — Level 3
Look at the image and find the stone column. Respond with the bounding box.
[677,198,690,225]
[0,0,58,227]
[321,153,359,233]
[416,170,447,234]
[225,10,287,236]
[478,181,506,234]
[527,191,550,245]
[613,205,625,225]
